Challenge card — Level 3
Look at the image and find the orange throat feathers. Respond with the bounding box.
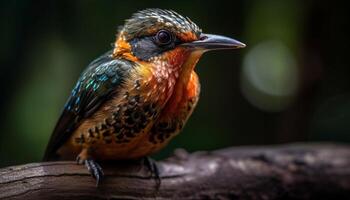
[163,50,202,114]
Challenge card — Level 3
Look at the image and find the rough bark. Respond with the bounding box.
[0,143,349,200]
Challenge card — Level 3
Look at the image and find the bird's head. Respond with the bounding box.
[113,9,245,73]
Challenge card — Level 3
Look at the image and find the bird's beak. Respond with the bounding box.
[181,33,246,50]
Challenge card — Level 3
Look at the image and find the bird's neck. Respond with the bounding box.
[136,48,202,111]
[177,50,203,84]
[162,50,202,114]
[145,49,203,116]
[150,48,202,90]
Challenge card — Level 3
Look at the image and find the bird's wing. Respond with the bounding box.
[43,50,133,160]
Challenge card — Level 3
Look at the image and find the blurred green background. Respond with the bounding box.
[1,0,349,167]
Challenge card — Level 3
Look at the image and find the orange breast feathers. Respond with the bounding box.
[162,71,199,115]
[161,50,203,115]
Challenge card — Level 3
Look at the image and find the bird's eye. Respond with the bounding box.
[155,30,172,45]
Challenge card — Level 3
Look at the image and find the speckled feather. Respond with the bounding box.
[44,51,135,160]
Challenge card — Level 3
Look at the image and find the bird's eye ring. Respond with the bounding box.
[155,30,172,45]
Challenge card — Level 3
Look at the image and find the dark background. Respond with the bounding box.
[1,0,349,167]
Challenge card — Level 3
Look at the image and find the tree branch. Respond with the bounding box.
[1,143,349,199]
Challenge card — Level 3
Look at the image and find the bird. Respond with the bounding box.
[43,8,245,186]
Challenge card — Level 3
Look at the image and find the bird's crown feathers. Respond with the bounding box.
[120,9,202,41]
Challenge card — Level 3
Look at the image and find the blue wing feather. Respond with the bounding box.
[43,50,133,160]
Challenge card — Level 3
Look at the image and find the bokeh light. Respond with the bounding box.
[241,40,299,112]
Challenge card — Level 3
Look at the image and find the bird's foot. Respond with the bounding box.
[143,157,161,190]
[85,159,104,187]
[76,150,104,187]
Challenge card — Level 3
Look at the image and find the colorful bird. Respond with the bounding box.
[43,8,245,185]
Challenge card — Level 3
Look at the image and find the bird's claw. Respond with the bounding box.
[75,155,84,165]
[84,159,104,187]
[144,157,161,190]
